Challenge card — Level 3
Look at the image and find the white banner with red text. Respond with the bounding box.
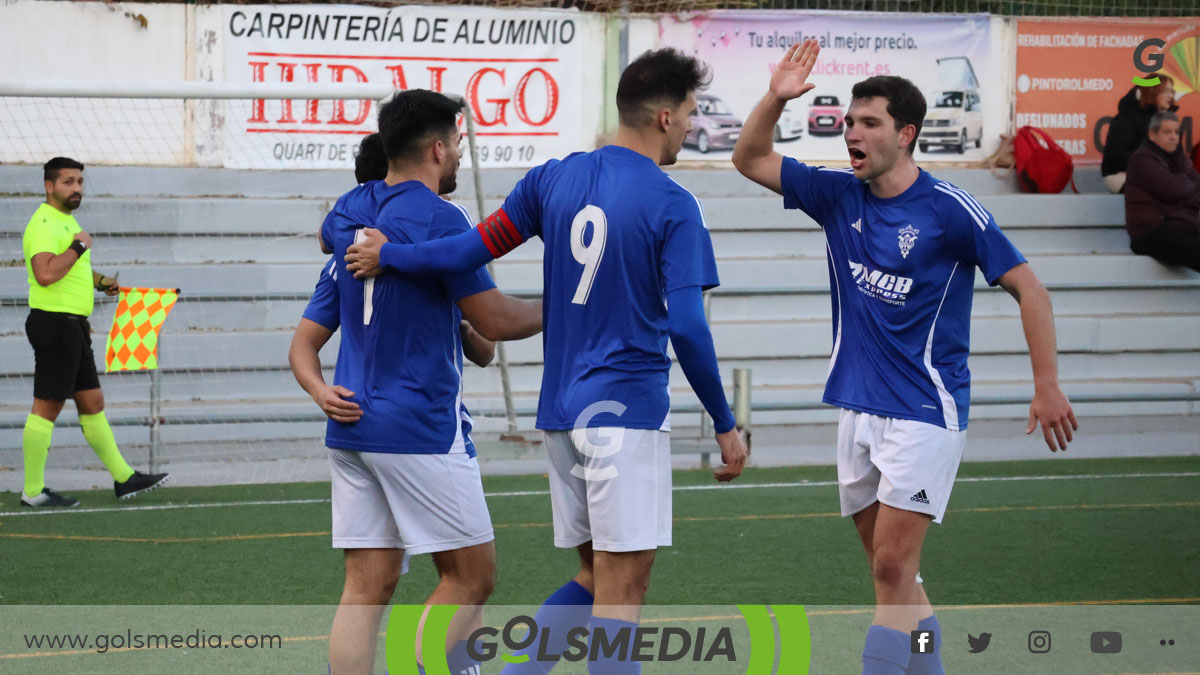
[215,4,586,169]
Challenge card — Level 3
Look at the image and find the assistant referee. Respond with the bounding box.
[21,157,169,507]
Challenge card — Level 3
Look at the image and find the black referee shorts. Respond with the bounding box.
[25,309,102,401]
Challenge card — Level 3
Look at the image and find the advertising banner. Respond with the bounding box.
[1015,18,1198,164]
[221,4,583,168]
[658,12,998,162]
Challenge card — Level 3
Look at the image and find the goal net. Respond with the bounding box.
[0,81,537,491]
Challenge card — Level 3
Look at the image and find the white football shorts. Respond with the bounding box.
[543,428,672,552]
[329,448,494,559]
[837,408,966,524]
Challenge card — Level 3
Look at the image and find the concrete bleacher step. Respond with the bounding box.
[2,314,1196,376]
[1,351,1195,423]
[2,281,1197,334]
[2,254,1195,303]
[0,191,1129,232]
[0,224,1138,267]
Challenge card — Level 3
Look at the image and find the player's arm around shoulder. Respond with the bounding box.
[457,290,542,342]
[996,263,1078,453]
[460,320,495,367]
[732,40,820,195]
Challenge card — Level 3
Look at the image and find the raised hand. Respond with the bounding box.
[770,39,820,102]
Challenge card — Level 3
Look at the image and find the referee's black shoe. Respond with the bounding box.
[115,471,170,500]
[21,487,80,508]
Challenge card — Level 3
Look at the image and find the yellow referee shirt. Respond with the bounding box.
[23,203,93,317]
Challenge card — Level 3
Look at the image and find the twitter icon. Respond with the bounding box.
[967,633,992,653]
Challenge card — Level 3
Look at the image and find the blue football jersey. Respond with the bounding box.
[302,256,339,331]
[495,145,720,431]
[319,181,380,253]
[781,159,1026,430]
[304,180,495,454]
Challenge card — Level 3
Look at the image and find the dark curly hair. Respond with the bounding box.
[617,48,712,127]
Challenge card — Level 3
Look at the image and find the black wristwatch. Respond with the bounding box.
[68,240,87,257]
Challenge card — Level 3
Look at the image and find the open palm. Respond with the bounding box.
[770,39,820,101]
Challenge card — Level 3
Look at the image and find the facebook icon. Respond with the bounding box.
[911,630,935,654]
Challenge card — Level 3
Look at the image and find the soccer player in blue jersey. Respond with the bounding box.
[345,49,749,674]
[289,90,542,675]
[319,132,388,254]
[733,41,1079,675]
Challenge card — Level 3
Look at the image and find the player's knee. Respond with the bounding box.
[450,571,495,604]
[341,581,395,606]
[476,570,497,601]
[870,551,915,588]
[439,564,495,603]
[343,553,402,603]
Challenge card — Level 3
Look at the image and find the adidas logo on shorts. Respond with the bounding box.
[910,489,930,505]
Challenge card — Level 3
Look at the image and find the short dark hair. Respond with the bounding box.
[377,90,462,164]
[354,133,387,183]
[44,156,84,183]
[617,48,711,127]
[851,76,927,154]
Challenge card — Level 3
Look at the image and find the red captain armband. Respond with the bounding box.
[478,208,524,258]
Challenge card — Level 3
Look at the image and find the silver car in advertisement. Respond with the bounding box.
[685,94,743,153]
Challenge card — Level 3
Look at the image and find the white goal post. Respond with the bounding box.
[0,79,399,168]
[0,79,523,486]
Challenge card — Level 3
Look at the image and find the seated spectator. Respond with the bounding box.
[1123,111,1200,272]
[1102,75,1177,193]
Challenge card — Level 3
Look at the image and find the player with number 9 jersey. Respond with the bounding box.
[487,148,720,431]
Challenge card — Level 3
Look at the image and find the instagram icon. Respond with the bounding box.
[1028,631,1052,653]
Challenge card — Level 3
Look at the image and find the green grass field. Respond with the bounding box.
[1,455,1197,673]
[1,456,1197,606]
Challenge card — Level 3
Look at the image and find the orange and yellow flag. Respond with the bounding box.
[105,287,179,372]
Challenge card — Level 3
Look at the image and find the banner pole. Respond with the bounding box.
[149,344,161,475]
[463,101,519,435]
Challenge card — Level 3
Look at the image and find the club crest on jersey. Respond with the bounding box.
[897,225,919,259]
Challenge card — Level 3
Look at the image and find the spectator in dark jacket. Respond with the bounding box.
[1102,74,1177,193]
[1123,111,1200,272]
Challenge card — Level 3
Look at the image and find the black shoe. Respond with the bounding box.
[20,487,80,508]
[114,471,170,500]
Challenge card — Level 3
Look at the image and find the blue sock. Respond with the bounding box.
[447,639,481,675]
[587,617,640,675]
[501,580,594,675]
[862,625,911,675]
[905,616,944,675]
